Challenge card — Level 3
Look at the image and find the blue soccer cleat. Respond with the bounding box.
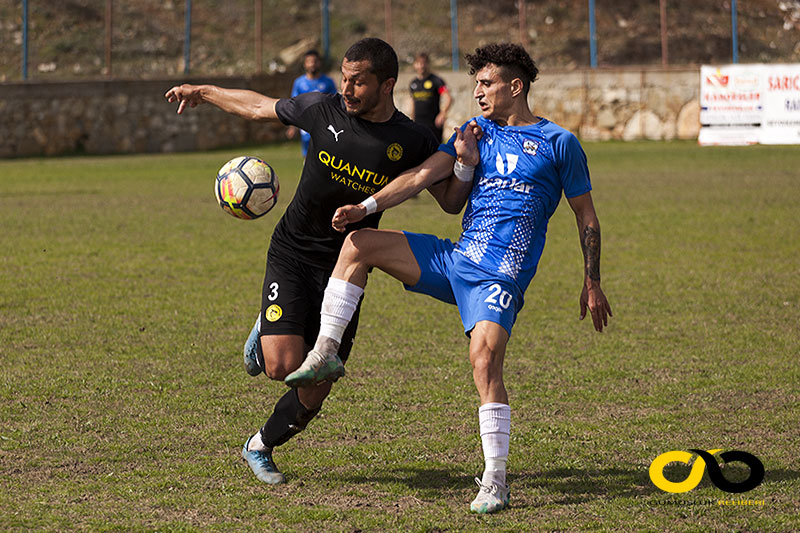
[241,435,285,485]
[243,314,264,376]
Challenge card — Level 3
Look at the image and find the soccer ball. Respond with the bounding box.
[215,156,279,220]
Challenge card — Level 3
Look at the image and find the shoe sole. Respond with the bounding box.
[470,497,510,514]
[243,320,263,377]
[243,352,262,376]
[470,502,509,514]
[284,365,345,388]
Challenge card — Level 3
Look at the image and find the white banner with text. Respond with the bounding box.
[699,64,800,146]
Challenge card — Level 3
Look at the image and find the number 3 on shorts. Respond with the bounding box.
[484,284,512,309]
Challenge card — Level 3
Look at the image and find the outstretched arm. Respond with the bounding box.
[427,120,480,214]
[567,192,613,332]
[331,151,462,231]
[331,122,481,232]
[164,84,279,121]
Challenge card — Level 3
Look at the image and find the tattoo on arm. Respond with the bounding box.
[582,225,601,281]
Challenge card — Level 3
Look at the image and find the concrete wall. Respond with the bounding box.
[0,68,701,158]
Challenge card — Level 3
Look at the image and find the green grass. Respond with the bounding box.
[1,141,798,531]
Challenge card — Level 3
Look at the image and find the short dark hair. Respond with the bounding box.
[465,43,539,96]
[415,52,429,62]
[304,49,321,59]
[344,38,398,84]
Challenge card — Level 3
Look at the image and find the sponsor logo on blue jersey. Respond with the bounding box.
[477,175,534,195]
[494,153,519,175]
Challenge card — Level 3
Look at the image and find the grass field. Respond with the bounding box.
[1,141,798,531]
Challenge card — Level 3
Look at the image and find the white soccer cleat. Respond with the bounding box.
[469,477,510,514]
[284,349,344,388]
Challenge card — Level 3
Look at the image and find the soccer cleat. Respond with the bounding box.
[243,315,263,376]
[284,349,345,388]
[241,436,285,485]
[469,477,510,514]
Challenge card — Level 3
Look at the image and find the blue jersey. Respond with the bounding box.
[291,74,337,98]
[291,75,337,156]
[439,116,591,293]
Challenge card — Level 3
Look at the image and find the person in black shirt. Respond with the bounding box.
[165,38,454,485]
[409,52,452,142]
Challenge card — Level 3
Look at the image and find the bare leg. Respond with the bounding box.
[332,228,422,287]
[468,321,509,405]
[259,334,332,409]
[285,229,423,387]
[468,320,512,512]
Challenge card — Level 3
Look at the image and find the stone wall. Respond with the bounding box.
[0,73,294,158]
[397,67,701,142]
[0,68,700,158]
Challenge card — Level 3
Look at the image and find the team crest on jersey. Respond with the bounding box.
[265,304,282,322]
[523,140,539,156]
[424,80,433,89]
[386,143,403,161]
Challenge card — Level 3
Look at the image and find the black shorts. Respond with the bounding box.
[259,247,361,363]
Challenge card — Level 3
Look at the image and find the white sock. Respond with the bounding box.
[479,402,510,487]
[314,278,364,350]
[247,431,267,452]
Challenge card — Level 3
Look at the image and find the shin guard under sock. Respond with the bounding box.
[260,388,321,448]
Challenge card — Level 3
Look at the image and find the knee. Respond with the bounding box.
[470,351,494,377]
[470,345,503,377]
[342,229,379,264]
[260,337,305,381]
[262,355,294,381]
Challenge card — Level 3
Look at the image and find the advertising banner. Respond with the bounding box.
[699,63,800,145]
[760,64,800,145]
[698,64,762,146]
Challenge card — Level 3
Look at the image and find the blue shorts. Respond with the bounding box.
[403,232,525,337]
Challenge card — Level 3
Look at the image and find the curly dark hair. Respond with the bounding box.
[465,43,539,96]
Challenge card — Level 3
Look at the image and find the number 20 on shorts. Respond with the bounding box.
[484,284,512,310]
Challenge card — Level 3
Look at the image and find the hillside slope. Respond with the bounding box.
[1,0,798,81]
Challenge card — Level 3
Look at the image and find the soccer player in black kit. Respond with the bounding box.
[409,52,452,142]
[165,38,453,484]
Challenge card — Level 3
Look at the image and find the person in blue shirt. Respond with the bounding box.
[285,43,612,514]
[287,50,338,156]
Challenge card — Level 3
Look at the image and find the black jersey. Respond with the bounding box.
[273,91,439,269]
[409,73,447,126]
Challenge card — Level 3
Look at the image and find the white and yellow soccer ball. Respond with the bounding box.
[214,156,279,220]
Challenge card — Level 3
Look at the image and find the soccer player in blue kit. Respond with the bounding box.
[287,50,337,157]
[286,43,613,513]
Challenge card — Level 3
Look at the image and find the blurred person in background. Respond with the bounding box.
[409,52,452,142]
[286,49,338,157]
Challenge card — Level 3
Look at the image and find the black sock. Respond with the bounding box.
[260,388,321,448]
